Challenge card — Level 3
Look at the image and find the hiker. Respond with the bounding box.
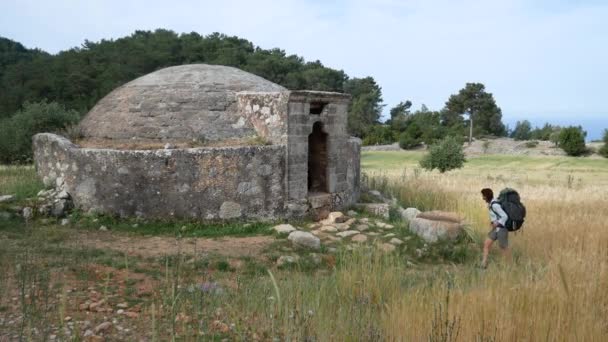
[481,188,510,268]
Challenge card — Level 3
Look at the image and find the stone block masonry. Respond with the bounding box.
[33,133,286,220]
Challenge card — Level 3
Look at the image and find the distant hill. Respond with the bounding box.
[0,29,381,121]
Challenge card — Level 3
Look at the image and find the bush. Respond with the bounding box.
[399,131,422,149]
[0,101,80,164]
[558,126,587,156]
[363,124,395,146]
[599,129,608,158]
[525,140,539,148]
[419,136,466,173]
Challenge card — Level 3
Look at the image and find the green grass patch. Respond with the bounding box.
[71,212,275,238]
[0,165,44,201]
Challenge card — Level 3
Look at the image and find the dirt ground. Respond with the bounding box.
[72,230,276,258]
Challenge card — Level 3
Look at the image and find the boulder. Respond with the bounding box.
[273,224,296,234]
[0,195,15,203]
[320,211,346,225]
[409,217,463,243]
[399,207,421,222]
[288,231,321,250]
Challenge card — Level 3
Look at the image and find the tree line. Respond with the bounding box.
[1,29,605,163]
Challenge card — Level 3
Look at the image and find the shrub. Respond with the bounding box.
[0,101,80,164]
[525,140,539,148]
[419,136,466,173]
[599,129,608,158]
[558,126,587,156]
[363,124,395,146]
[399,131,422,149]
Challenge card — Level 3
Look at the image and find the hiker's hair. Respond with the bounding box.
[481,188,494,201]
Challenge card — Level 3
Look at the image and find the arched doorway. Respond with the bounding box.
[308,122,328,193]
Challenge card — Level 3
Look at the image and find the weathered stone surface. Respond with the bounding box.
[0,195,15,203]
[399,207,421,222]
[390,238,404,245]
[416,210,463,223]
[22,207,33,220]
[273,224,296,234]
[288,231,321,250]
[320,211,345,225]
[336,230,359,238]
[277,255,299,267]
[34,134,286,220]
[409,217,463,243]
[354,203,390,219]
[319,225,337,233]
[32,64,362,221]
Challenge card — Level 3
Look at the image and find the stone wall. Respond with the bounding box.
[33,133,287,220]
[236,92,289,144]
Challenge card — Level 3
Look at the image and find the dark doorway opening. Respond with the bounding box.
[309,101,328,115]
[308,122,328,193]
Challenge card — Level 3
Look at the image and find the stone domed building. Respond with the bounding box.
[33,64,360,220]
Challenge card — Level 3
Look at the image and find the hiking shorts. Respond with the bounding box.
[488,227,508,249]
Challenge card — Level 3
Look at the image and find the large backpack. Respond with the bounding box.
[496,188,526,231]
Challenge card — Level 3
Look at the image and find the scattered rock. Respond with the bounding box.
[116,302,128,309]
[354,203,390,219]
[416,210,463,223]
[409,217,463,243]
[390,238,404,245]
[288,231,321,250]
[355,224,369,231]
[336,230,359,238]
[164,143,175,149]
[347,210,358,216]
[51,199,72,217]
[380,243,396,253]
[56,190,70,200]
[399,207,421,222]
[320,211,346,225]
[83,329,94,337]
[117,309,124,314]
[94,321,112,334]
[60,218,70,226]
[273,224,296,234]
[383,233,396,238]
[367,232,379,236]
[309,253,322,265]
[376,222,394,229]
[0,195,15,203]
[351,234,368,243]
[319,225,337,233]
[99,225,108,231]
[22,207,33,220]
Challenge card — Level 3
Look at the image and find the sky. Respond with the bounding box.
[1,0,607,139]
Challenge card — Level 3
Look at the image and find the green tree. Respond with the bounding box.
[511,120,532,140]
[558,126,587,156]
[598,129,608,158]
[343,77,384,137]
[420,136,466,173]
[442,83,506,137]
[0,101,80,163]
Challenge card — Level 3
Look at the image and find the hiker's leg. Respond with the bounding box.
[481,238,494,268]
[497,229,511,263]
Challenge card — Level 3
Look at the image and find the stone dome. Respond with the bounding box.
[79,64,287,142]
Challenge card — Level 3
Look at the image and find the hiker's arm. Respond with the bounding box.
[491,203,508,227]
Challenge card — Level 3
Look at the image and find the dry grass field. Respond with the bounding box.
[0,151,607,340]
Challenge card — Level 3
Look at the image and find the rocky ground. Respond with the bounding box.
[0,187,473,341]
